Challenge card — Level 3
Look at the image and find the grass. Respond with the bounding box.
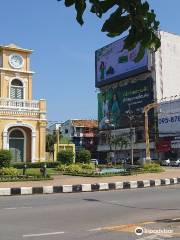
[0,176,52,182]
[17,168,60,176]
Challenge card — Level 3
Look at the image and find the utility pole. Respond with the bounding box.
[56,128,60,156]
[128,104,134,165]
[127,104,134,165]
[104,119,115,165]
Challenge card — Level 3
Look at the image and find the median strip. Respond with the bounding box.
[0,177,180,196]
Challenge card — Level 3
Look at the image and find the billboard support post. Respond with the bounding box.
[144,102,159,163]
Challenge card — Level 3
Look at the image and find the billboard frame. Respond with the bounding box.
[95,37,151,88]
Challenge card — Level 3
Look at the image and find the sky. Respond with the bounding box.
[0,0,180,124]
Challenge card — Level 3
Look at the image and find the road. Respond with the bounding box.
[1,185,180,240]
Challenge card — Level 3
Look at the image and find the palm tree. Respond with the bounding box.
[110,135,129,166]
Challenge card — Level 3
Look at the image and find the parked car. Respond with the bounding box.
[170,159,180,167]
[91,159,99,165]
[161,159,171,166]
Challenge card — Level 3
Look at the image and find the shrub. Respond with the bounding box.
[57,150,74,164]
[11,161,59,169]
[77,149,91,164]
[0,150,12,168]
[56,163,95,175]
[81,163,95,170]
[56,164,67,172]
[143,163,163,172]
[65,164,82,174]
[0,167,19,176]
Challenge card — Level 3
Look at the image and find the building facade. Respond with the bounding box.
[0,44,47,162]
[96,31,180,161]
[61,119,98,157]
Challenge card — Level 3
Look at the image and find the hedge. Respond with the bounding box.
[11,161,59,169]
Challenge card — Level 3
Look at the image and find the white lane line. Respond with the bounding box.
[22,232,65,238]
[4,207,17,210]
[2,206,32,210]
[21,207,33,209]
[88,227,103,232]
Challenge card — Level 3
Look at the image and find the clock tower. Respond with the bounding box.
[0,44,46,162]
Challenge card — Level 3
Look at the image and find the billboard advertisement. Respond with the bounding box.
[158,99,180,136]
[98,77,154,130]
[95,37,150,87]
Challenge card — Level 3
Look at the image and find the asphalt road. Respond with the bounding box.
[1,185,180,240]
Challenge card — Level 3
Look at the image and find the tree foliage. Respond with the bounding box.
[57,150,74,164]
[111,135,129,150]
[0,150,12,168]
[59,136,72,144]
[46,134,56,153]
[77,149,91,163]
[58,0,160,61]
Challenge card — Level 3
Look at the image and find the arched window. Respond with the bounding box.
[9,129,24,138]
[10,79,23,99]
[9,129,25,162]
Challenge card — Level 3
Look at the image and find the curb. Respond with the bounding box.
[0,177,180,196]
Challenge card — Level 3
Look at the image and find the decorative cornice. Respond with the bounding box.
[0,67,34,74]
[0,116,47,121]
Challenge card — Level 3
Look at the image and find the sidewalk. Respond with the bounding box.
[0,167,180,188]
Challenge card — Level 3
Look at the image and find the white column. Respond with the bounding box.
[31,131,36,163]
[3,131,8,150]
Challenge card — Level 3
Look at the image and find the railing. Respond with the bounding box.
[0,98,40,110]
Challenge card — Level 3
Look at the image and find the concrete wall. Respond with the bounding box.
[155,31,180,100]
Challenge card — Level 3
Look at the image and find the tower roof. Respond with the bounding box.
[0,43,33,53]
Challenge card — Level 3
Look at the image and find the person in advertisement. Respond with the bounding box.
[111,93,120,126]
[98,77,153,130]
[99,61,106,80]
[99,96,110,129]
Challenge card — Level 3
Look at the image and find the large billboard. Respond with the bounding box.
[158,99,180,136]
[95,37,150,87]
[98,77,154,130]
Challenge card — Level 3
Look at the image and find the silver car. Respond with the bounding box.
[161,159,171,166]
[170,159,180,167]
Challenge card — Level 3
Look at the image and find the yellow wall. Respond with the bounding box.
[0,119,46,161]
[0,44,47,162]
[54,144,76,162]
[0,45,33,100]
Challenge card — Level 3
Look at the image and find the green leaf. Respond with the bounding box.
[134,45,145,62]
[75,0,86,25]
[64,0,75,7]
[90,0,102,17]
[102,8,130,35]
[91,0,117,16]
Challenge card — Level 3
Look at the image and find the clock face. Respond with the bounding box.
[9,54,24,69]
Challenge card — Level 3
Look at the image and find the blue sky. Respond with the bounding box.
[0,0,180,123]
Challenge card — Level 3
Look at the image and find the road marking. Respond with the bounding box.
[88,221,156,233]
[88,227,103,232]
[22,232,65,238]
[2,206,32,210]
[137,235,164,240]
[21,207,33,209]
[4,207,17,210]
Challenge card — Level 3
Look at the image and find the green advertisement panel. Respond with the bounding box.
[98,77,154,129]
